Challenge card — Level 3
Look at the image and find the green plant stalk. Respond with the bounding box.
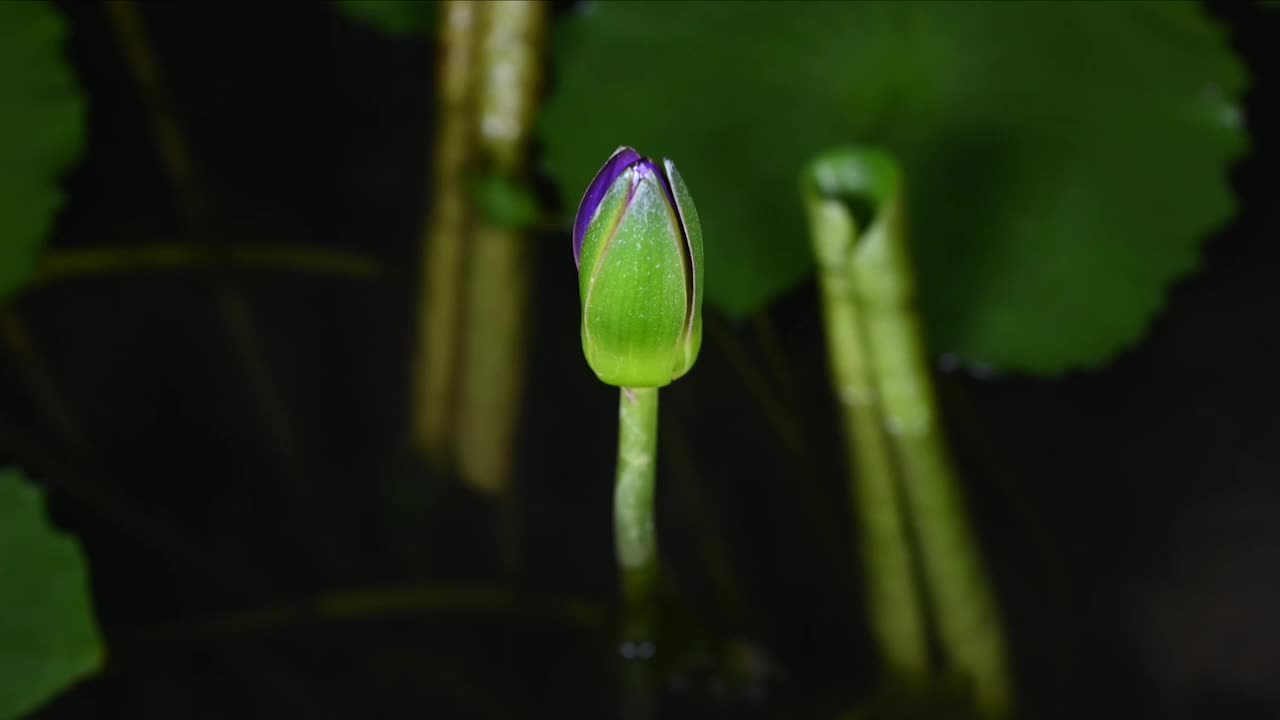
[614,386,659,719]
[806,191,930,685]
[455,0,548,502]
[615,386,660,638]
[805,149,1011,716]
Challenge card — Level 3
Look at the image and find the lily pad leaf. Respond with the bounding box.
[0,0,86,304]
[335,0,435,36]
[0,469,103,718]
[540,2,1247,373]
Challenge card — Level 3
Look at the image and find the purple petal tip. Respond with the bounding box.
[573,147,641,268]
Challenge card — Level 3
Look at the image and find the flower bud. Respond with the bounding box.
[573,147,704,388]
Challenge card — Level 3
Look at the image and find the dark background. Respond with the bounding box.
[1,2,1276,718]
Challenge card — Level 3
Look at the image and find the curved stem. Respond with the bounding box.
[805,148,1011,717]
[807,178,930,686]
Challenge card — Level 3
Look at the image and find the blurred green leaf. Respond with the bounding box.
[472,174,541,229]
[0,0,85,304]
[335,0,435,36]
[541,2,1246,373]
[0,469,103,718]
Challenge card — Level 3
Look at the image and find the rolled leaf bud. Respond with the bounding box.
[573,147,704,388]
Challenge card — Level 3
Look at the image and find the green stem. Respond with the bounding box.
[614,386,659,719]
[804,148,1011,716]
[615,386,660,637]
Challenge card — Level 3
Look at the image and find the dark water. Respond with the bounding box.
[2,2,1278,718]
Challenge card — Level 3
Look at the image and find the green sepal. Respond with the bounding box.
[666,159,703,381]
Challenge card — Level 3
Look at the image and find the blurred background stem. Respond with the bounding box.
[103,0,349,577]
[412,1,547,512]
[124,582,606,643]
[31,244,384,284]
[0,308,85,453]
[805,149,1011,716]
[413,0,480,465]
[455,1,548,575]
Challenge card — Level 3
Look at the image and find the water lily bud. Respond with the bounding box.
[573,147,704,388]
